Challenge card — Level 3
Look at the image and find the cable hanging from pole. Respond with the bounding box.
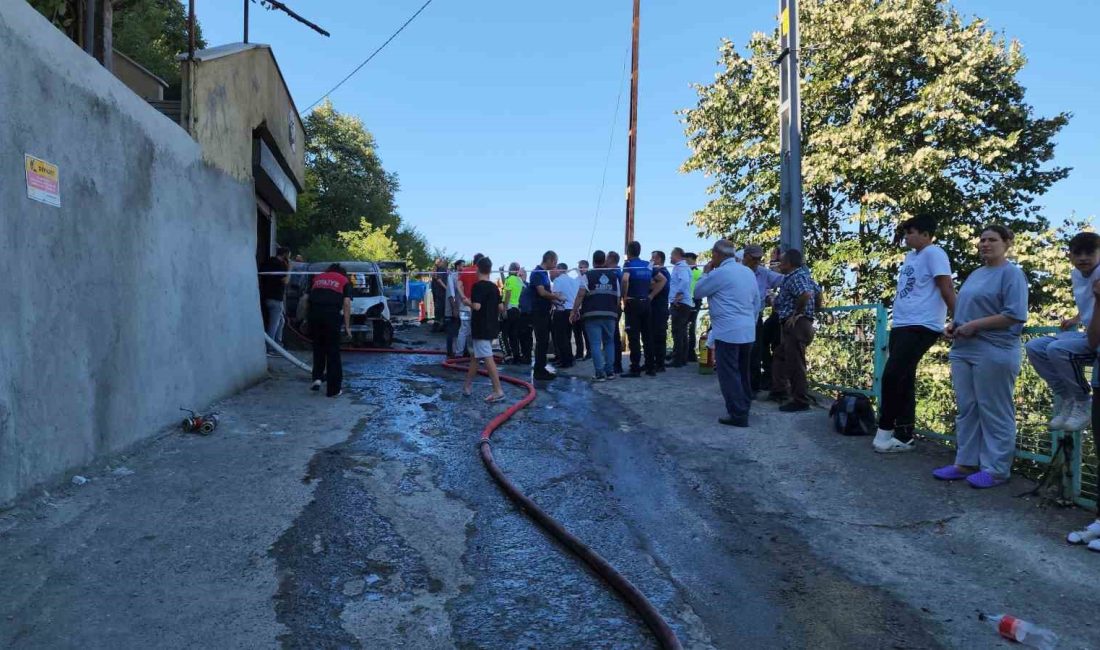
[303,0,436,113]
[587,45,632,258]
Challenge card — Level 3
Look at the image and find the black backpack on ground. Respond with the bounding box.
[829,392,876,436]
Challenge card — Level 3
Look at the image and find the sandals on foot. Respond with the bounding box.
[932,465,974,481]
[966,470,1008,489]
[484,393,506,403]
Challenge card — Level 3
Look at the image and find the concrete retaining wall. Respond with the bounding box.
[0,2,268,505]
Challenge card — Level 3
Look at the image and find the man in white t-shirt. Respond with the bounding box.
[1026,232,1100,432]
[874,215,957,453]
[551,263,578,368]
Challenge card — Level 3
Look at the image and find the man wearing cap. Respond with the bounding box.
[742,244,785,393]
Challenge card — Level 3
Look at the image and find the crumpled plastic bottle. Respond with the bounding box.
[980,613,1059,649]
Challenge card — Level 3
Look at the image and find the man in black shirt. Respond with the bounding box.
[431,258,448,332]
[259,247,290,353]
[463,257,506,402]
[308,264,353,397]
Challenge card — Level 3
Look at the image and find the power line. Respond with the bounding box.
[303,0,436,113]
[587,46,631,258]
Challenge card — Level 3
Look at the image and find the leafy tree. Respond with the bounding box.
[281,100,432,266]
[338,220,402,262]
[680,0,1070,307]
[112,0,204,92]
[29,0,204,96]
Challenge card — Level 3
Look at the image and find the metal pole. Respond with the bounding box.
[778,0,803,253]
[244,0,250,43]
[188,0,196,59]
[624,0,640,250]
[84,0,96,55]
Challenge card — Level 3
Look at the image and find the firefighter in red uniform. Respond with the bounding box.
[309,263,352,397]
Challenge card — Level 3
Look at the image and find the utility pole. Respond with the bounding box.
[624,0,640,250]
[244,0,250,43]
[778,0,803,253]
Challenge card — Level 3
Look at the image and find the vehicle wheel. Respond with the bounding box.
[373,321,394,348]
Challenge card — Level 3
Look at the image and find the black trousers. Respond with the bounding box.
[624,298,653,373]
[516,311,533,362]
[760,312,780,388]
[432,291,446,327]
[613,313,624,373]
[532,309,552,372]
[688,299,702,361]
[502,308,525,362]
[670,303,692,365]
[310,311,343,397]
[445,316,460,356]
[573,319,588,359]
[552,311,575,366]
[650,302,669,370]
[878,325,941,441]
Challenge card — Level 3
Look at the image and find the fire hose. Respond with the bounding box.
[270,324,682,649]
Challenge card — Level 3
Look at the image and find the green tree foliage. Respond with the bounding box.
[112,0,204,91]
[281,100,432,267]
[29,0,204,95]
[681,0,1071,307]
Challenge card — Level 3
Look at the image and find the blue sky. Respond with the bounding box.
[197,1,1098,270]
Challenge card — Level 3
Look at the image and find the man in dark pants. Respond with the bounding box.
[741,244,785,392]
[445,259,463,357]
[431,258,448,332]
[648,250,671,372]
[308,263,352,398]
[501,262,526,364]
[572,259,590,359]
[771,249,819,412]
[529,250,562,380]
[873,215,955,453]
[685,252,702,362]
[607,251,625,374]
[622,241,656,377]
[551,262,576,368]
[693,240,759,426]
[668,248,694,367]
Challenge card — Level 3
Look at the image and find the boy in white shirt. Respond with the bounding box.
[874,215,956,453]
[1025,232,1100,432]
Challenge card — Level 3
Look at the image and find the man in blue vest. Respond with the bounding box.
[606,251,625,375]
[622,240,657,377]
[649,250,672,372]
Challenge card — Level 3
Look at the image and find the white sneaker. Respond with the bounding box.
[1089,539,1100,553]
[873,436,915,454]
[1062,398,1091,431]
[1067,520,1100,545]
[310,380,322,392]
[1047,399,1073,430]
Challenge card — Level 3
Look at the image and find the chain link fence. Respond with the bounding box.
[807,306,1097,509]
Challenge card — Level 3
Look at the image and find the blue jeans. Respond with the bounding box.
[584,317,616,377]
[716,340,753,421]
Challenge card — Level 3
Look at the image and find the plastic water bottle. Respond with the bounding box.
[980,613,1059,649]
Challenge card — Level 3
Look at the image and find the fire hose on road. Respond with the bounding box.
[269,326,682,649]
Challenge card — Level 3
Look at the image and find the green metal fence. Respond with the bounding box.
[807,305,1097,510]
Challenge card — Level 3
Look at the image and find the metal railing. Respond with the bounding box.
[807,305,1097,509]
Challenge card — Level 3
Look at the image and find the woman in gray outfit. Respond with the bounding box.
[933,225,1028,489]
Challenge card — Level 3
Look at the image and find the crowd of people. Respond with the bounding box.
[273,216,1100,554]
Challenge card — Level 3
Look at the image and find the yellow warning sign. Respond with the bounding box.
[781,7,790,36]
[24,154,60,207]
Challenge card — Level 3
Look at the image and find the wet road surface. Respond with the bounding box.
[269,349,939,648]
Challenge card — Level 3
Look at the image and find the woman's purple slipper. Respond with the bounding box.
[966,471,1007,489]
[932,465,973,481]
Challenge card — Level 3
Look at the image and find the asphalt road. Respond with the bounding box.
[5,326,1095,648]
